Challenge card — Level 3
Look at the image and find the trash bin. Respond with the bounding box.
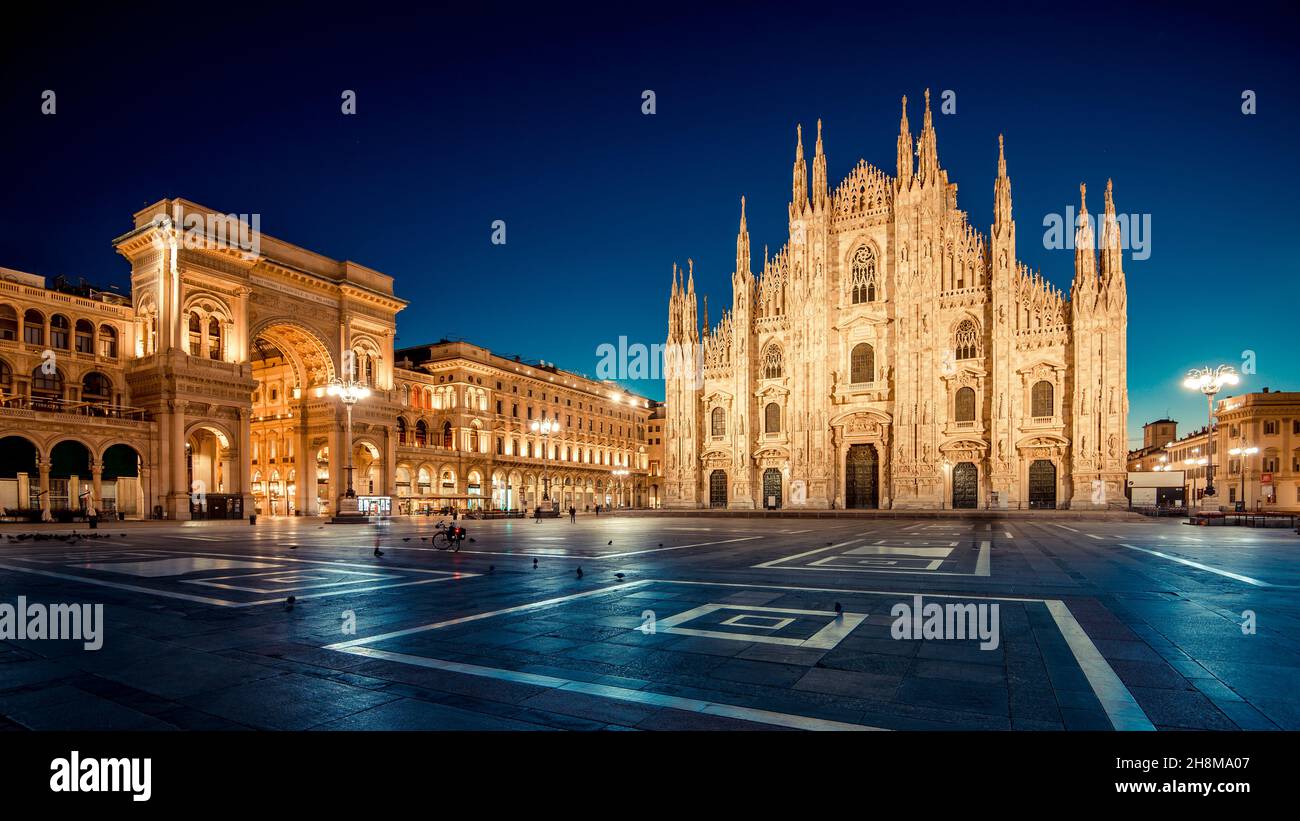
[249,514,257,525]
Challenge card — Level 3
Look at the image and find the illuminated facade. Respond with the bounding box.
[665,92,1130,510]
[0,199,649,520]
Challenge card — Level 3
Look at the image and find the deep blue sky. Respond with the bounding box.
[2,1,1297,447]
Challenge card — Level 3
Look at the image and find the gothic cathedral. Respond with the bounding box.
[663,91,1128,510]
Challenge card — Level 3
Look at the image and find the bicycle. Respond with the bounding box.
[432,520,467,552]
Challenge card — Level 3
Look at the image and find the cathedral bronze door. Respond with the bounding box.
[845,444,879,509]
[1028,459,1057,509]
[952,462,978,509]
[762,468,782,509]
[709,470,728,508]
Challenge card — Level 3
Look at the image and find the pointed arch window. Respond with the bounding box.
[955,386,976,423]
[762,345,783,379]
[1031,380,1054,418]
[711,407,726,438]
[954,319,980,361]
[765,402,781,433]
[442,421,453,449]
[850,246,878,304]
[850,343,875,384]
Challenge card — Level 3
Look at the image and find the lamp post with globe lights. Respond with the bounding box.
[530,417,560,504]
[1182,365,1239,505]
[1230,444,1259,510]
[327,376,370,522]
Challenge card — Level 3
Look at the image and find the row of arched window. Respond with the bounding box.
[0,360,115,407]
[0,306,119,358]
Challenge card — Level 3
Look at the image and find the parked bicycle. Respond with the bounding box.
[432,520,468,552]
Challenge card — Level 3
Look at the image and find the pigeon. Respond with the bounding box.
[286,595,296,611]
[487,565,495,574]
[289,544,297,550]
[403,537,411,542]
[576,567,583,579]
[834,602,843,616]
[614,573,625,580]
[607,540,613,545]
[373,547,384,557]
[658,543,663,547]
[121,534,126,537]
[533,558,538,569]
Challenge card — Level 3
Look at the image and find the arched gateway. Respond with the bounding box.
[114,198,405,519]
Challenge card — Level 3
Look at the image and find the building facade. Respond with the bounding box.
[0,199,650,520]
[1126,390,1300,512]
[664,92,1130,510]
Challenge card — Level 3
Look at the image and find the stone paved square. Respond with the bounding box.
[2,514,1298,731]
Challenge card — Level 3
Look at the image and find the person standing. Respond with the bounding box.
[569,505,576,523]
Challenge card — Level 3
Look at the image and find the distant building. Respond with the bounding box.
[1132,389,1300,512]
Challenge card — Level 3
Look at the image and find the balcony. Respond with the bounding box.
[1,395,150,422]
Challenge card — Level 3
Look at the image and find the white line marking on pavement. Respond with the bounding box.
[751,540,864,568]
[0,551,470,607]
[601,536,761,558]
[324,578,1143,731]
[1086,534,1105,540]
[1004,531,1013,539]
[1044,600,1156,731]
[975,540,991,576]
[325,581,649,649]
[1118,544,1273,587]
[1053,524,1082,533]
[330,646,882,731]
[753,540,990,577]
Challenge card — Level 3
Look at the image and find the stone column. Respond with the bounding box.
[237,407,253,516]
[38,460,51,520]
[91,460,103,510]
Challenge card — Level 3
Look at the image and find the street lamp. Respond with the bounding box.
[326,376,371,521]
[1185,456,1208,515]
[1182,365,1239,502]
[1229,444,1259,510]
[530,417,560,502]
[612,468,629,509]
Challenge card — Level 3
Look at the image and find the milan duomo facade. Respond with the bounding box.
[663,91,1129,510]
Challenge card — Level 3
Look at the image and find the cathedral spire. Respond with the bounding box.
[812,119,828,208]
[1099,178,1125,287]
[736,196,751,276]
[685,258,698,342]
[668,262,680,341]
[791,123,808,211]
[993,134,1012,234]
[702,294,709,336]
[917,89,940,185]
[897,95,913,185]
[1073,183,1097,290]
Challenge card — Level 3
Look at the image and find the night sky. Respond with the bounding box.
[1,1,1296,446]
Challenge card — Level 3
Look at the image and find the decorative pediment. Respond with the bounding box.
[939,438,988,463]
[1016,360,1064,379]
[754,445,790,460]
[941,366,985,388]
[755,383,789,399]
[1015,433,1070,450]
[832,313,889,332]
[704,390,733,406]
